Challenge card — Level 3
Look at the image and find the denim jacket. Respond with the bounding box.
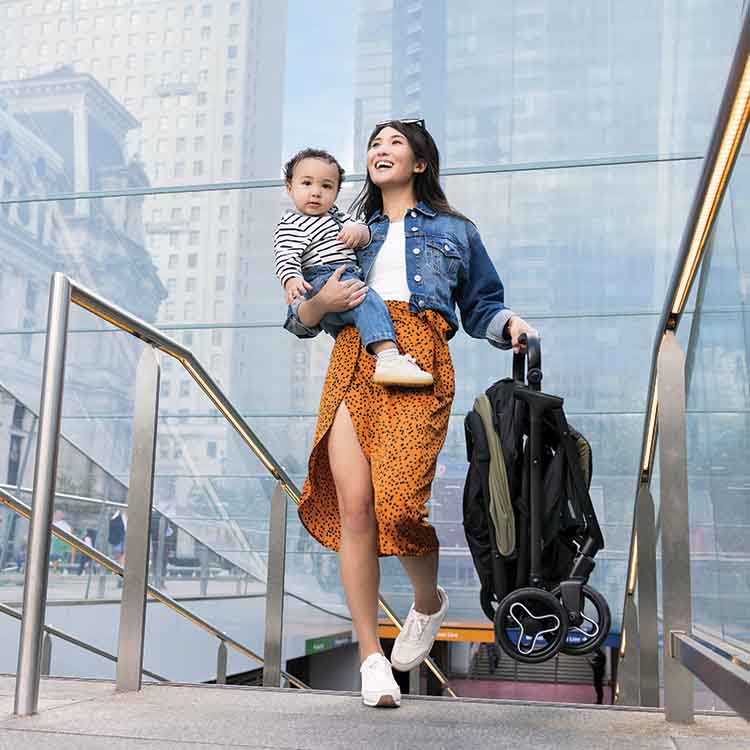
[284,201,514,349]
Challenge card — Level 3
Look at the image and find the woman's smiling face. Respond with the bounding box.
[367,126,425,188]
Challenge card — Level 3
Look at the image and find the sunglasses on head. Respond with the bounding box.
[375,118,425,129]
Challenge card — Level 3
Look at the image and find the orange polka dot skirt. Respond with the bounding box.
[298,302,455,557]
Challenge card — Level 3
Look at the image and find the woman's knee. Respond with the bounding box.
[339,495,376,534]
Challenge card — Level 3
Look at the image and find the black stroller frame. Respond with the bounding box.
[492,333,610,663]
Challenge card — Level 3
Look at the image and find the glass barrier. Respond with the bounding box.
[685,148,750,654]
[0,0,740,194]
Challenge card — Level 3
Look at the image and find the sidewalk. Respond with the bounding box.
[0,675,746,750]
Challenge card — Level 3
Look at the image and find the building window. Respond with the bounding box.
[201,26,210,40]
[216,252,226,268]
[218,230,228,245]
[174,162,185,178]
[211,330,222,346]
[193,161,204,176]
[194,135,205,151]
[188,253,198,268]
[215,276,225,291]
[196,113,206,128]
[227,45,238,59]
[221,159,232,176]
[189,231,200,245]
[179,380,190,397]
[219,205,230,221]
[184,301,195,319]
[230,2,240,14]
[168,254,178,269]
[183,332,194,346]
[224,112,234,126]
[186,278,196,292]
[206,441,217,458]
[222,135,233,151]
[197,91,208,106]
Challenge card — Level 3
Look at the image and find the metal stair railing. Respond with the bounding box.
[1,483,355,623]
[0,601,168,684]
[0,485,307,692]
[615,5,750,723]
[14,271,455,716]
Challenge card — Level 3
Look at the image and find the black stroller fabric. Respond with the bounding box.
[463,377,595,621]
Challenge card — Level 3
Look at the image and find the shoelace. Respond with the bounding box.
[400,610,430,642]
[362,656,392,678]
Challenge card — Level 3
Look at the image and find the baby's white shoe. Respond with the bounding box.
[373,353,433,387]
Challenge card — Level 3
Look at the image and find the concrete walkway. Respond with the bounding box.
[0,676,746,750]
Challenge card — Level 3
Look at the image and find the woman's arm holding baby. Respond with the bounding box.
[296,265,368,327]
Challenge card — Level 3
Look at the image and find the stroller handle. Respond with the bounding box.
[512,333,542,389]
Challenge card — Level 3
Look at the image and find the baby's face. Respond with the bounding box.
[286,158,339,216]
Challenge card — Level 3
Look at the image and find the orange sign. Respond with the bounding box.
[378,620,495,643]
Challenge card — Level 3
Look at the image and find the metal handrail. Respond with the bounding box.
[1,484,353,623]
[64,275,455,697]
[0,485,308,691]
[0,602,168,683]
[617,4,750,722]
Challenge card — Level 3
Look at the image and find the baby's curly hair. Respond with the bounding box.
[283,148,345,195]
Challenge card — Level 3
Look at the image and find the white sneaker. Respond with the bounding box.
[360,653,401,708]
[391,586,449,672]
[373,353,433,387]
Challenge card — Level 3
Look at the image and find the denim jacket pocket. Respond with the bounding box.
[425,237,462,277]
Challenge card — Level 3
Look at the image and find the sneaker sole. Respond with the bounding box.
[373,374,434,387]
[362,692,401,708]
[390,653,429,672]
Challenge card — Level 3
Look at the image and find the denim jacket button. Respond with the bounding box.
[413,248,420,255]
[414,274,422,283]
[418,300,425,307]
[410,211,417,218]
[411,226,418,232]
[444,244,450,251]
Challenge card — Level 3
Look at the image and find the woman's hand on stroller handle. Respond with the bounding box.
[507,316,539,354]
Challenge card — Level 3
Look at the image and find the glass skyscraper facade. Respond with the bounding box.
[0,0,747,665]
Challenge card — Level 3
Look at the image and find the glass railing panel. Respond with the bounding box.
[0,0,740,197]
[683,147,750,653]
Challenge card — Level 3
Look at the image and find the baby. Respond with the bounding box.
[274,148,433,387]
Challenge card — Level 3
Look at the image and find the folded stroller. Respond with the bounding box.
[463,334,610,663]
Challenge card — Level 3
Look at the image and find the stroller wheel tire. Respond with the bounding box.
[494,587,568,664]
[552,584,611,656]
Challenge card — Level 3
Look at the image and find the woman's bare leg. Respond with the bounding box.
[399,551,442,614]
[328,401,381,661]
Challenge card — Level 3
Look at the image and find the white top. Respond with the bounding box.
[367,221,411,302]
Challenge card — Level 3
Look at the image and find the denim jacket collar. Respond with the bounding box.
[367,200,437,224]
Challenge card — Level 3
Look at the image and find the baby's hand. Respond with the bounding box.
[338,222,370,249]
[284,277,312,305]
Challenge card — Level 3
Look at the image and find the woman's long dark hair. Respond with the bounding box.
[349,120,470,223]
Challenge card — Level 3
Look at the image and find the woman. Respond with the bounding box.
[285,120,537,707]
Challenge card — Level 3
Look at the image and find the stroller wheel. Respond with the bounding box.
[494,587,568,664]
[552,584,611,656]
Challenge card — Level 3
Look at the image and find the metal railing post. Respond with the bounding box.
[40,633,52,677]
[616,596,640,705]
[263,482,287,687]
[216,641,227,685]
[14,273,71,716]
[636,486,659,706]
[153,515,167,589]
[199,545,209,596]
[657,332,694,723]
[116,347,160,693]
